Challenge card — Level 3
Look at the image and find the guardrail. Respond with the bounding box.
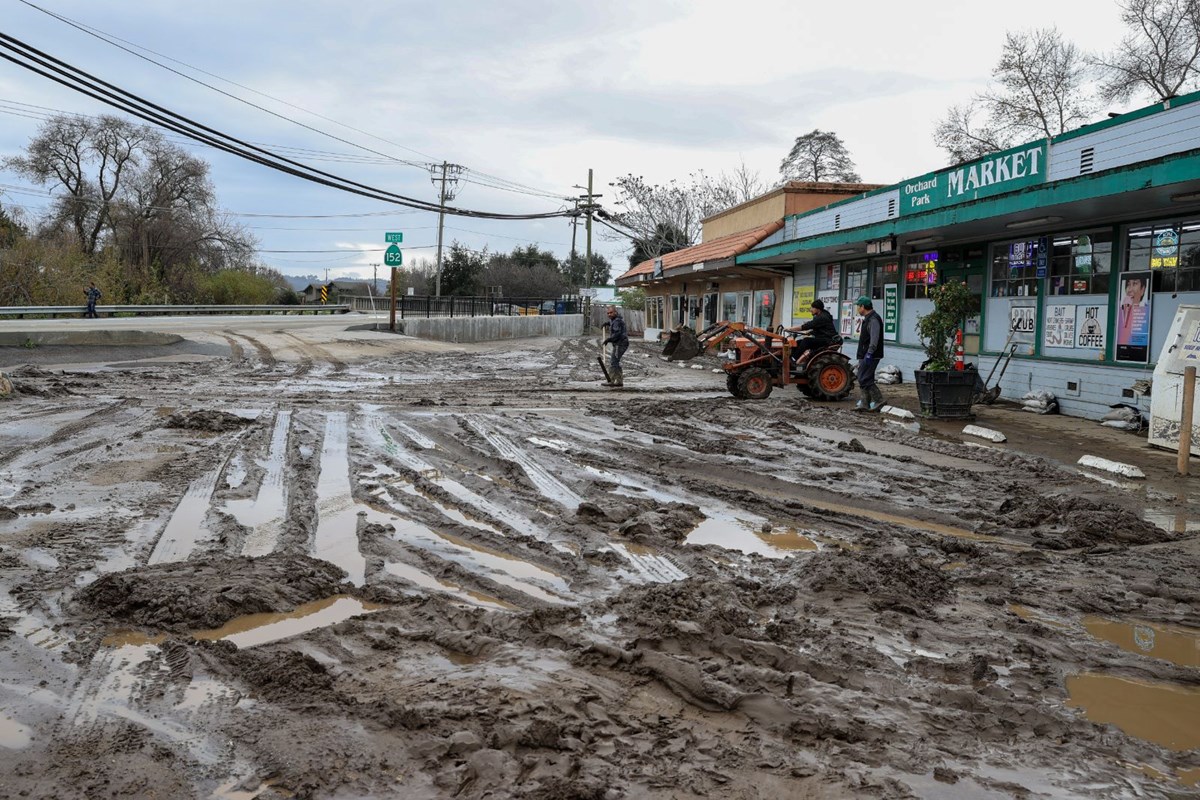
[348,294,580,318]
[0,304,351,318]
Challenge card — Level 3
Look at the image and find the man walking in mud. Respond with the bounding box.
[854,295,884,412]
[84,281,102,319]
[602,305,629,387]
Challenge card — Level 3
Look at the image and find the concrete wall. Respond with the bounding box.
[397,314,583,343]
[0,330,183,347]
[846,340,1154,418]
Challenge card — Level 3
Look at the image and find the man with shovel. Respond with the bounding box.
[601,305,629,387]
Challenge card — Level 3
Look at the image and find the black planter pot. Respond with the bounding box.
[914,369,977,419]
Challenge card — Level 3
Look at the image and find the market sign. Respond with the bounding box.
[899,142,1048,216]
[883,285,899,342]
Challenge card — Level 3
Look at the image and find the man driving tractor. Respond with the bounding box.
[785,298,838,361]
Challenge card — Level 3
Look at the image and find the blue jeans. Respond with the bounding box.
[609,340,628,373]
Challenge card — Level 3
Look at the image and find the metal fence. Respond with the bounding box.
[0,303,350,318]
[348,295,581,318]
[588,304,646,335]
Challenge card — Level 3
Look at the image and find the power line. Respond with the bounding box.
[16,1,573,200]
[0,33,577,222]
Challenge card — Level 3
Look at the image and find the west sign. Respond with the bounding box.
[899,141,1048,216]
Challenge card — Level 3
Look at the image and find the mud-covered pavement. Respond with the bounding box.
[1,322,1198,799]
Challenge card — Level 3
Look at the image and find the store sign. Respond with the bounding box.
[1151,229,1179,269]
[1180,319,1200,364]
[866,236,896,255]
[819,292,840,319]
[1010,305,1036,336]
[1075,305,1108,350]
[900,142,1047,216]
[883,285,899,341]
[1044,304,1076,348]
[1116,271,1152,363]
[840,301,863,337]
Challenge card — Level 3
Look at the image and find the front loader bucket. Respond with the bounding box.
[662,327,701,361]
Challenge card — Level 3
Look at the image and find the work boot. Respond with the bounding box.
[611,369,624,388]
[869,386,885,410]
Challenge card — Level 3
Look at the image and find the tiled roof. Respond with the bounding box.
[616,220,784,283]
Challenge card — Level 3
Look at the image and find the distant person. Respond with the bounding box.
[854,296,885,412]
[84,281,102,318]
[602,305,629,387]
[786,298,838,361]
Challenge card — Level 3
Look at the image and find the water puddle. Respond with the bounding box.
[790,423,1000,473]
[193,596,383,649]
[384,562,518,610]
[101,631,167,648]
[1180,767,1200,787]
[1007,604,1071,630]
[1144,508,1200,534]
[1065,673,1200,751]
[1083,617,1200,669]
[466,416,582,508]
[0,711,32,750]
[232,410,292,557]
[148,462,222,565]
[685,514,817,558]
[312,412,367,585]
[802,497,1021,548]
[940,561,969,571]
[391,419,437,450]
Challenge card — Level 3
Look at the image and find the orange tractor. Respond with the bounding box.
[663,322,854,401]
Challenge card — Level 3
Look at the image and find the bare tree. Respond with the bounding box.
[4,114,150,255]
[717,160,769,204]
[1092,0,1200,102]
[605,172,739,257]
[934,28,1094,161]
[779,130,860,183]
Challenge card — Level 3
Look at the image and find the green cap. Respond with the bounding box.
[855,295,872,308]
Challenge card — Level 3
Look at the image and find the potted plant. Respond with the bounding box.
[914,280,981,419]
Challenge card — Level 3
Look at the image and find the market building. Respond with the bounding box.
[615,182,880,336]
[738,93,1200,417]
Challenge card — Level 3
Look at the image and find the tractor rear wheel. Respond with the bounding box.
[737,367,773,400]
[726,373,745,398]
[808,356,853,401]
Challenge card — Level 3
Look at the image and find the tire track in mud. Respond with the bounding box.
[218,333,246,364]
[225,331,276,369]
[0,400,148,471]
[279,331,348,374]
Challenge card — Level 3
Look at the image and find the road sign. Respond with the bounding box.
[385,232,404,244]
[385,244,403,266]
[320,285,328,304]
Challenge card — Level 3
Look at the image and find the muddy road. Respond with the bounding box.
[0,324,1198,799]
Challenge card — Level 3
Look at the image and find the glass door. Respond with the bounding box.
[940,265,985,355]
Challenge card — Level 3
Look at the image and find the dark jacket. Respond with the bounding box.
[856,310,885,359]
[799,309,837,342]
[603,314,628,346]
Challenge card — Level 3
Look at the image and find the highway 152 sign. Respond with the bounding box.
[385,244,403,266]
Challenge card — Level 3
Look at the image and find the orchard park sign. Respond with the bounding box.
[899,142,1048,216]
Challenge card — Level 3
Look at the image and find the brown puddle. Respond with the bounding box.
[1066,674,1200,751]
[193,596,384,649]
[940,561,969,571]
[101,631,167,648]
[1083,617,1200,669]
[1180,767,1200,787]
[756,529,818,551]
[800,497,1022,549]
[1007,604,1070,630]
[0,711,32,750]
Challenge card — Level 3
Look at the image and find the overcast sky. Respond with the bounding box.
[0,0,1142,281]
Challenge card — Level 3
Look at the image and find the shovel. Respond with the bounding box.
[980,344,1017,404]
[597,324,613,384]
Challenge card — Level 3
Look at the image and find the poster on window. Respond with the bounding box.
[840,301,862,337]
[1009,305,1036,343]
[1074,304,1108,350]
[1044,304,1076,348]
[1116,271,1152,363]
[1151,229,1179,269]
[792,284,815,321]
[818,292,840,320]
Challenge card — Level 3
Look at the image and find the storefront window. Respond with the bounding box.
[722,292,738,321]
[991,238,1043,297]
[843,261,868,304]
[646,296,664,329]
[753,290,775,328]
[670,295,682,325]
[1126,220,1200,293]
[904,252,938,299]
[1048,230,1111,295]
[820,263,841,292]
[871,260,899,300]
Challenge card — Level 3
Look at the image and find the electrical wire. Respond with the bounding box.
[16,1,574,201]
[0,32,577,221]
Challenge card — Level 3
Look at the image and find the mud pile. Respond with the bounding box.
[76,554,348,630]
[987,494,1174,548]
[164,409,254,432]
[796,547,954,614]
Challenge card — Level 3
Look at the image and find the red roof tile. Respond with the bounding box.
[616,220,784,283]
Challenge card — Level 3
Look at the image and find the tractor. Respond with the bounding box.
[663,322,854,401]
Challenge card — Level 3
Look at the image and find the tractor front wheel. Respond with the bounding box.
[737,367,773,400]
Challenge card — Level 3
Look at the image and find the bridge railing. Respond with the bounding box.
[347,295,581,318]
[0,304,351,318]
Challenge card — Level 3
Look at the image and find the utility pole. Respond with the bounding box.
[570,198,579,262]
[573,171,601,330]
[430,161,463,297]
[370,262,380,313]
